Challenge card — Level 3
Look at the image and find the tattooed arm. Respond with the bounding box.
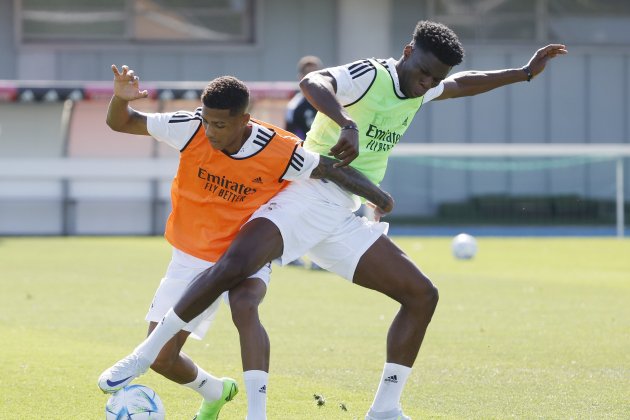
[310,155,394,214]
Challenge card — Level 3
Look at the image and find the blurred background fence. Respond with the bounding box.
[1,0,629,236]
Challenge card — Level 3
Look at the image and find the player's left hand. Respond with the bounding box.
[526,44,568,78]
[329,128,359,167]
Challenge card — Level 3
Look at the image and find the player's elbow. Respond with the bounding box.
[105,116,124,132]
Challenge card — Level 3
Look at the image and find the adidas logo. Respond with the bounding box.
[252,177,263,184]
[198,379,207,388]
[384,375,398,383]
[258,384,266,394]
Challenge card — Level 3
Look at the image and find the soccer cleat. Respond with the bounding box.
[97,353,151,393]
[366,407,411,420]
[192,377,239,420]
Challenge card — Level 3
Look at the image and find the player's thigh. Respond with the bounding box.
[222,218,284,272]
[353,235,435,302]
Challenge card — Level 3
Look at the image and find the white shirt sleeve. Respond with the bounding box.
[281,146,320,181]
[328,60,377,106]
[146,108,202,151]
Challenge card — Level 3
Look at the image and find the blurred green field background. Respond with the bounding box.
[0,236,628,419]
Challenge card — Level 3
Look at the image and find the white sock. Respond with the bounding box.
[134,308,187,363]
[370,362,412,412]
[243,370,268,420]
[183,366,224,402]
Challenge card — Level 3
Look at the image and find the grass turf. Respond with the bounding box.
[0,236,628,419]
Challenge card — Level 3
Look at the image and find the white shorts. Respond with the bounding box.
[249,179,388,281]
[145,248,272,340]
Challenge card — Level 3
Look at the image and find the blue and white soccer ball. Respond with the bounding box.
[451,233,477,260]
[105,384,165,419]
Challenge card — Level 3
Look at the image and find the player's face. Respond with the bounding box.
[201,106,250,154]
[399,45,452,98]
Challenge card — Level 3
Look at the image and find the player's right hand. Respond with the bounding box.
[111,64,149,101]
[329,128,359,167]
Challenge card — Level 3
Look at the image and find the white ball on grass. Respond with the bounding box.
[452,233,477,260]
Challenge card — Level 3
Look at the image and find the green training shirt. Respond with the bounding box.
[304,59,424,185]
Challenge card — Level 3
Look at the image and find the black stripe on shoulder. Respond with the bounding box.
[257,126,274,141]
[350,61,375,80]
[170,110,202,124]
[345,59,378,107]
[348,59,371,71]
[179,120,203,153]
[278,143,300,182]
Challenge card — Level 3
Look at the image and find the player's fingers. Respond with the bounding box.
[139,90,149,98]
[333,152,358,167]
[329,140,346,155]
[111,64,121,76]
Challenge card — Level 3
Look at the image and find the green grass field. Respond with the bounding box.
[1,236,628,419]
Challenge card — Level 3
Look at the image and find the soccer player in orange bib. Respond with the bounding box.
[98,65,393,420]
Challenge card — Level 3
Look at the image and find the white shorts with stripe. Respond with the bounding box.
[249,178,388,281]
[145,248,272,340]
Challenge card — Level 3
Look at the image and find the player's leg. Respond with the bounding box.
[147,323,227,406]
[353,235,438,419]
[98,261,236,406]
[308,216,436,419]
[354,235,439,365]
[175,218,283,322]
[228,277,270,420]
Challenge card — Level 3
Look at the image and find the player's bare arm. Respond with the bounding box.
[106,65,150,135]
[437,44,567,100]
[310,155,394,214]
[300,70,359,167]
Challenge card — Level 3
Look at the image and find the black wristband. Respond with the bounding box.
[522,66,533,82]
[341,124,358,131]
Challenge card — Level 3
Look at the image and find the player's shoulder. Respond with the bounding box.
[344,58,378,80]
[167,107,202,124]
[251,119,300,146]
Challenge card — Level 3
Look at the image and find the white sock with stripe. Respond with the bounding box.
[369,362,412,413]
[243,370,268,420]
[183,366,223,402]
[134,308,187,363]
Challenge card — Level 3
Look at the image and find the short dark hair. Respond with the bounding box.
[412,20,464,66]
[201,76,249,115]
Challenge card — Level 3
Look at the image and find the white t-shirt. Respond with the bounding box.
[327,57,445,106]
[146,108,320,181]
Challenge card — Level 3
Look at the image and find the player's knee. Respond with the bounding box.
[407,274,439,312]
[229,292,260,328]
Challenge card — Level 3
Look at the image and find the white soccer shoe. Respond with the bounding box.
[366,407,411,420]
[97,353,151,393]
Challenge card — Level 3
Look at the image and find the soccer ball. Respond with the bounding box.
[105,384,165,419]
[451,233,477,260]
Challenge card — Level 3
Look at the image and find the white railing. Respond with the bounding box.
[391,143,630,238]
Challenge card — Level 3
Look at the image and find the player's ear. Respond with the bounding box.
[242,112,251,125]
[403,44,413,59]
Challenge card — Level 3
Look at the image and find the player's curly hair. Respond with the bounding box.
[412,20,464,66]
[201,76,249,115]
